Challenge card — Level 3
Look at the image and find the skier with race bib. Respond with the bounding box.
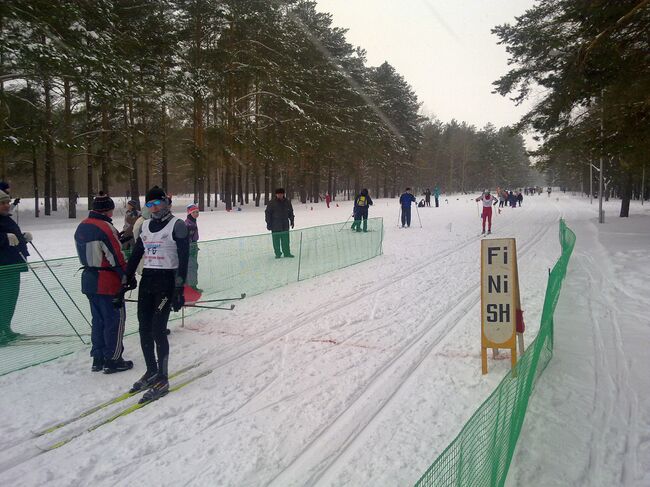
[475,190,498,235]
[123,186,189,402]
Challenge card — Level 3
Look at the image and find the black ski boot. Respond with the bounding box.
[103,357,134,374]
[140,375,169,403]
[91,356,104,372]
[129,370,158,393]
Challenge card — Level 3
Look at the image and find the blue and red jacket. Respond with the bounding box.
[74,211,126,296]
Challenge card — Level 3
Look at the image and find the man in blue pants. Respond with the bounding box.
[74,192,134,373]
[399,188,416,227]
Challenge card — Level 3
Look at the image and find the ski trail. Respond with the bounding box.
[578,217,640,486]
[267,210,557,486]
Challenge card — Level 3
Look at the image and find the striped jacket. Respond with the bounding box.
[74,211,126,295]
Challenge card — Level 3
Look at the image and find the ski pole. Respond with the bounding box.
[415,204,423,228]
[397,207,401,227]
[197,293,246,303]
[184,303,235,311]
[19,252,87,344]
[338,213,354,232]
[29,241,92,329]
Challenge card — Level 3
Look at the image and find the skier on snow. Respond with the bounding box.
[74,192,133,372]
[399,188,416,227]
[475,190,498,235]
[123,186,189,401]
[351,188,373,232]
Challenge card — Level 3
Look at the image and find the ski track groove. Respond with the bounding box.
[266,209,558,486]
[577,217,639,487]
[1,206,552,481]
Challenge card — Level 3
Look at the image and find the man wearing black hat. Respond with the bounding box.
[265,188,295,258]
[123,186,189,401]
[74,192,133,373]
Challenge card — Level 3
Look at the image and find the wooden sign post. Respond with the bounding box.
[481,238,522,374]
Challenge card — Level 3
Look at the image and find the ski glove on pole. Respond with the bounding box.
[172,286,185,312]
[22,232,33,242]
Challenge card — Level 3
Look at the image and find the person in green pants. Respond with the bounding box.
[0,189,32,344]
[351,189,373,232]
[265,188,295,258]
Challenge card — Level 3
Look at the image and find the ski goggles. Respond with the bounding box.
[145,199,163,208]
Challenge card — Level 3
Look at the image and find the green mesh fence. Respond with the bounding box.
[0,218,383,376]
[414,219,576,487]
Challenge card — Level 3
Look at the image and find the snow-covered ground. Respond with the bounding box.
[0,192,648,486]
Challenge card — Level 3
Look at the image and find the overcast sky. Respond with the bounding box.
[315,0,538,146]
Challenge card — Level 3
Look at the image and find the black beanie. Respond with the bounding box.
[275,188,285,194]
[92,192,115,212]
[145,186,167,203]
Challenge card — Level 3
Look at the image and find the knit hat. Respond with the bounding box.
[186,203,199,214]
[127,199,139,208]
[92,192,115,212]
[0,190,10,203]
[275,188,285,194]
[145,186,167,203]
[0,181,9,193]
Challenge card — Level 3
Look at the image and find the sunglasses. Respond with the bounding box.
[145,199,163,208]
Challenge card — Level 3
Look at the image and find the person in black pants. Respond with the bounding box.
[265,188,295,258]
[123,186,189,401]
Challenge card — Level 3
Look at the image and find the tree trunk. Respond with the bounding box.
[32,145,39,218]
[100,103,110,192]
[85,91,94,210]
[264,159,270,205]
[43,76,53,216]
[126,97,140,208]
[64,79,76,218]
[619,167,632,217]
[312,161,320,203]
[224,150,232,211]
[161,82,168,189]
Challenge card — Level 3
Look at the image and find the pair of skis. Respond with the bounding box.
[34,362,211,451]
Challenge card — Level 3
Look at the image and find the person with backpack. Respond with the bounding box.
[351,189,373,232]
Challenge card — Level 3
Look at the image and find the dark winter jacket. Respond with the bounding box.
[424,189,431,201]
[399,192,416,208]
[74,211,127,295]
[185,214,199,243]
[353,190,373,217]
[265,197,295,232]
[0,213,29,269]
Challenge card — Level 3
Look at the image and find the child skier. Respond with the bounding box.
[185,203,200,291]
[475,190,498,235]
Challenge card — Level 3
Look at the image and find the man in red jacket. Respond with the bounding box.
[74,192,134,373]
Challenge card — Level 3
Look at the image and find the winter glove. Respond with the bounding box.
[124,274,138,291]
[12,198,20,206]
[290,222,295,229]
[172,286,185,312]
[7,233,19,246]
[22,232,33,242]
[267,224,272,231]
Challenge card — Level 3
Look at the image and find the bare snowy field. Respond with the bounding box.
[0,192,648,486]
